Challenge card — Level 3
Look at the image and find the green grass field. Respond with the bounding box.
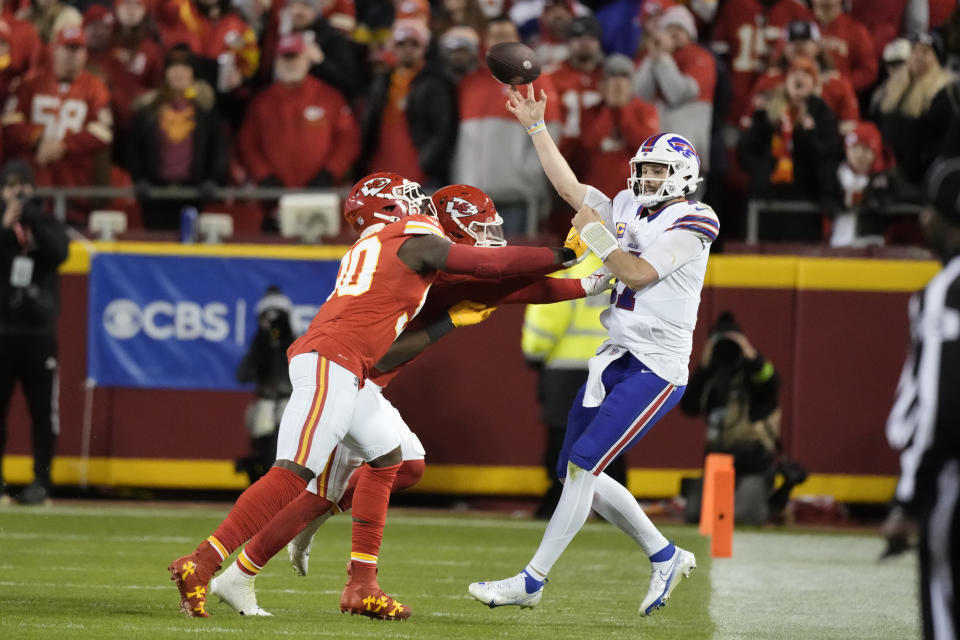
[0,503,920,639]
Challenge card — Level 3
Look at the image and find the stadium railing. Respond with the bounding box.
[745,199,924,245]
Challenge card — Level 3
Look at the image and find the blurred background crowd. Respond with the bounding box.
[1,0,959,247]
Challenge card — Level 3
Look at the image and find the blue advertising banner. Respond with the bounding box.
[87,252,342,389]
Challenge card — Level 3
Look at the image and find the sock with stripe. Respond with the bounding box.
[527,462,597,579]
[338,458,425,512]
[349,462,401,571]
[243,489,334,568]
[235,549,263,576]
[195,466,307,567]
[590,471,669,556]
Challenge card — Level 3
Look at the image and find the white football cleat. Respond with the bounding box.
[209,563,273,616]
[468,571,545,609]
[288,514,328,577]
[639,546,696,616]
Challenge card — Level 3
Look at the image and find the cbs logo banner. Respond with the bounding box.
[87,253,337,390]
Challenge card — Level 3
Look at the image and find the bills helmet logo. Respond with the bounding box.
[446,197,479,219]
[360,177,392,196]
[667,136,698,161]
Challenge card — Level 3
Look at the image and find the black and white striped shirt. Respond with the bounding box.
[887,255,960,508]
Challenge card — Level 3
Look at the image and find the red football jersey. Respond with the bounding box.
[2,69,112,187]
[288,214,446,382]
[710,0,813,124]
[368,272,584,388]
[549,61,604,143]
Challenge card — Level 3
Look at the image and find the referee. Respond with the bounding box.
[884,157,960,640]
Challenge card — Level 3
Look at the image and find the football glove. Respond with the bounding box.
[580,267,615,296]
[561,227,590,267]
[448,300,498,327]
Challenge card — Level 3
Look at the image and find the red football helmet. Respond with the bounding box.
[343,172,438,235]
[431,184,506,247]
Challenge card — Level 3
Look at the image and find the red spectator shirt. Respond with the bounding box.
[549,61,604,151]
[368,273,585,388]
[88,36,165,132]
[742,68,859,128]
[154,0,259,79]
[366,66,427,186]
[458,66,561,123]
[577,98,660,200]
[816,13,877,92]
[669,42,717,102]
[930,0,954,28]
[2,69,112,187]
[849,0,907,61]
[710,0,813,124]
[288,214,445,383]
[238,76,359,187]
[0,16,39,85]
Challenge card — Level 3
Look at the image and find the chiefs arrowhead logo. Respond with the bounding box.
[360,177,392,196]
[446,197,479,219]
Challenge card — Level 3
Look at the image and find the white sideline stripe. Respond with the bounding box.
[709,531,920,639]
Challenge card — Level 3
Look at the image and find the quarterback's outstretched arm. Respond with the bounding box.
[506,84,587,210]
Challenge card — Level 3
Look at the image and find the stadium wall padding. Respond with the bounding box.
[1,245,939,501]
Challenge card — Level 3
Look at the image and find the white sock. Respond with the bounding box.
[591,472,668,557]
[527,463,597,579]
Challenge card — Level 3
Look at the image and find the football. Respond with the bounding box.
[485,42,541,85]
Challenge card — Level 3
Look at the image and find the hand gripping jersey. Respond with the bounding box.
[288,214,445,382]
[583,186,718,386]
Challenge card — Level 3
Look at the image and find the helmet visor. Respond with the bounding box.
[468,215,506,247]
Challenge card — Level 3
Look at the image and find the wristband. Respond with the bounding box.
[425,315,456,342]
[579,221,619,261]
[526,119,546,136]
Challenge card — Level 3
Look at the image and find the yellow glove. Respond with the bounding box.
[447,300,498,328]
[564,227,588,258]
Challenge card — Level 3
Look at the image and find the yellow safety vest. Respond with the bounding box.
[521,254,610,369]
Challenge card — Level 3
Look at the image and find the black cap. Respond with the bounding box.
[785,20,820,42]
[567,15,602,40]
[1,159,35,188]
[911,31,946,66]
[926,158,960,223]
[710,311,741,335]
[165,43,195,71]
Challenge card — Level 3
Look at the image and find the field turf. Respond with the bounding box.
[0,503,918,639]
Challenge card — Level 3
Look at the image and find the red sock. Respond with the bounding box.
[244,490,333,568]
[197,466,307,566]
[349,463,400,564]
[338,458,425,512]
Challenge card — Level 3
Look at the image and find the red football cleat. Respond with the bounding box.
[168,553,220,618]
[339,561,411,621]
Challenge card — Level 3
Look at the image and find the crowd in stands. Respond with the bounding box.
[1,0,958,245]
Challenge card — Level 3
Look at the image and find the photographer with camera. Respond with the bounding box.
[0,160,69,505]
[680,311,807,525]
[234,285,296,485]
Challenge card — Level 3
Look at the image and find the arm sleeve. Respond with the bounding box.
[632,57,658,101]
[640,227,709,280]
[582,185,616,231]
[489,277,584,305]
[443,244,561,279]
[652,55,700,106]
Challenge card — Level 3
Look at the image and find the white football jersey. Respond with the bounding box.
[583,186,718,386]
